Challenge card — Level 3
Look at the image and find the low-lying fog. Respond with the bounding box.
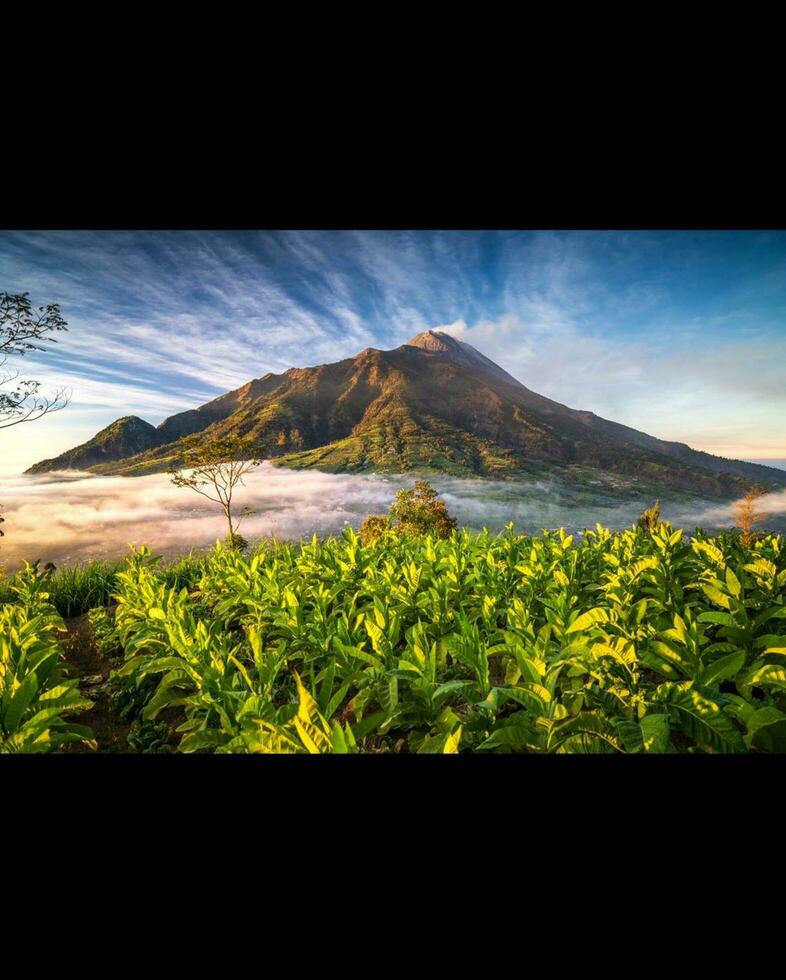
[2,464,786,570]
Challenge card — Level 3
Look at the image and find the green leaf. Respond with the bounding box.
[3,673,40,733]
[654,682,744,752]
[619,713,670,753]
[698,611,736,627]
[566,608,611,634]
[179,730,226,752]
[330,722,349,754]
[477,718,536,752]
[725,567,741,599]
[549,713,624,753]
[647,640,694,677]
[740,663,786,692]
[698,649,746,688]
[432,679,475,704]
[639,713,671,753]
[417,732,448,753]
[351,710,386,741]
[745,708,786,753]
[701,584,730,610]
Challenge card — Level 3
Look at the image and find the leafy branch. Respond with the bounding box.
[0,292,71,430]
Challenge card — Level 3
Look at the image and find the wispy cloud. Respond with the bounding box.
[1,230,785,473]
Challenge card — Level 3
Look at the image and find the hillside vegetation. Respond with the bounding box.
[27,331,786,498]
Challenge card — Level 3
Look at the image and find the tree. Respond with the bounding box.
[1,292,70,430]
[169,436,262,549]
[389,480,457,539]
[733,485,770,547]
[359,482,457,545]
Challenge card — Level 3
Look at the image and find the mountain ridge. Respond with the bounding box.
[26,330,786,497]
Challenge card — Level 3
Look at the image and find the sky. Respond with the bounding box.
[1,229,785,475]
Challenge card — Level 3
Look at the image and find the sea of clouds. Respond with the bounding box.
[2,464,785,570]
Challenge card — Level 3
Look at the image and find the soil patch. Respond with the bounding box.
[61,612,133,753]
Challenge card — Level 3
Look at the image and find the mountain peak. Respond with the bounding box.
[404,328,527,391]
[25,328,786,496]
[25,415,161,474]
[406,329,461,352]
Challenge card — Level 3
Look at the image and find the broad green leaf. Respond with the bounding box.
[746,707,786,753]
[640,713,671,753]
[654,682,744,753]
[566,608,611,634]
[3,673,40,733]
[699,649,746,688]
[725,567,741,599]
[701,584,730,610]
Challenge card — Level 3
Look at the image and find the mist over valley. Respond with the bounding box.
[3,464,785,570]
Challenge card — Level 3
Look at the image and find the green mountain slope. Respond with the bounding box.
[26,330,786,498]
[26,416,162,473]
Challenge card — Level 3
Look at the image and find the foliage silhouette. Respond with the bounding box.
[0,292,70,431]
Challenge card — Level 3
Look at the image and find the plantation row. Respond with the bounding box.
[2,521,786,752]
[0,567,96,751]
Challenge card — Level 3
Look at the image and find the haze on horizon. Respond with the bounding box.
[1,229,785,476]
[4,465,786,571]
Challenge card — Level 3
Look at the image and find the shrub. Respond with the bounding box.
[389,480,457,539]
[226,531,249,552]
[87,606,120,658]
[0,563,95,752]
[637,500,661,533]
[359,514,391,546]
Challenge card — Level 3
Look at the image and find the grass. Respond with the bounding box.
[42,560,125,618]
[0,551,208,619]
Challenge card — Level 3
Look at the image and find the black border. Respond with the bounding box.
[4,131,784,232]
[5,155,784,849]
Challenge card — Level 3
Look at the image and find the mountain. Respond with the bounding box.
[26,330,786,498]
[26,416,162,473]
[26,375,285,475]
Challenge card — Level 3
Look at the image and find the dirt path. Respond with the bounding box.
[62,612,134,753]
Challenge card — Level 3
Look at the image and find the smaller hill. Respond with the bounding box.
[25,416,162,473]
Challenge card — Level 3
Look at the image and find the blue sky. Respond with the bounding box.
[1,229,785,475]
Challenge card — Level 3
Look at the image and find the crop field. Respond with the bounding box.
[2,521,786,753]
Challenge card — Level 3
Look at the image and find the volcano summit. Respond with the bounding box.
[27,330,786,499]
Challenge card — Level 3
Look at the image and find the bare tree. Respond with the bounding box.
[1,292,71,430]
[169,436,262,549]
[733,485,770,547]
